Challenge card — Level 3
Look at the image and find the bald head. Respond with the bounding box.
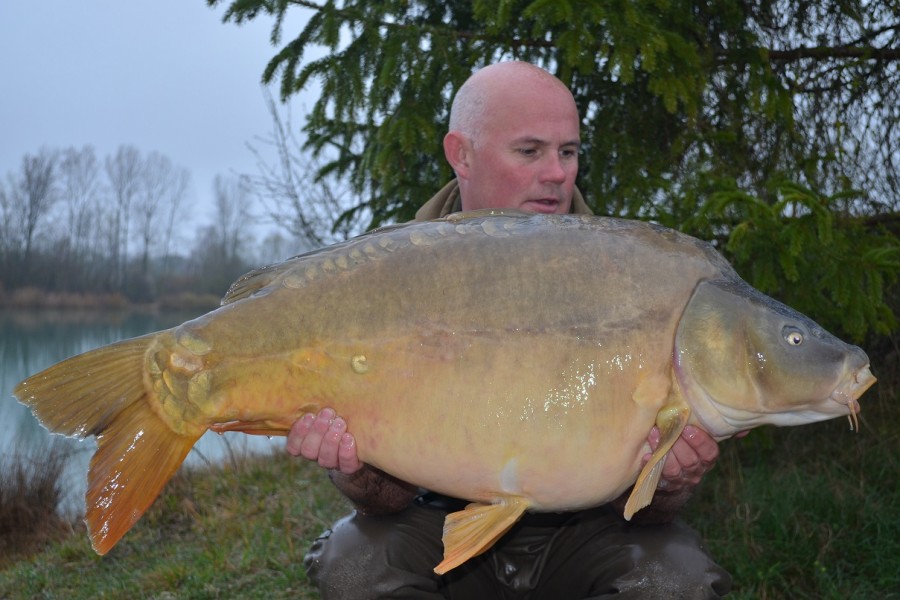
[443,61,581,214]
[448,62,577,146]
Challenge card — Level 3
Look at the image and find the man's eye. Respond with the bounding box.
[518,148,538,156]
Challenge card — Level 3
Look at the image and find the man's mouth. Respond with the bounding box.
[525,198,561,212]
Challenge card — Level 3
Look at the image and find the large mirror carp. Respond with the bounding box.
[16,210,876,573]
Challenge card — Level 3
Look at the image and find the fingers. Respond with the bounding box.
[304,408,344,469]
[335,430,362,474]
[285,412,316,456]
[285,408,362,474]
[646,425,719,492]
[285,408,341,465]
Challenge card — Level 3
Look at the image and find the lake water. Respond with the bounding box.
[0,309,282,516]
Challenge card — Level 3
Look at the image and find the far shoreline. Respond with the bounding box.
[0,287,221,314]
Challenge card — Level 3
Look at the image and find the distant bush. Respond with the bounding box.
[4,287,42,308]
[0,440,73,566]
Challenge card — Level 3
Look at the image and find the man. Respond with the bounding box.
[287,61,732,598]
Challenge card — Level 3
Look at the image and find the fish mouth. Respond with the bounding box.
[830,364,876,432]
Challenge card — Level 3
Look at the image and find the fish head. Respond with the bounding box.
[674,279,876,438]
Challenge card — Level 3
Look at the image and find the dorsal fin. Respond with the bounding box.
[221,262,290,305]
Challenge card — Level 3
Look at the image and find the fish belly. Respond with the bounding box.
[194,317,665,510]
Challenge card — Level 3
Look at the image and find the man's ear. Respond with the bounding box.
[443,131,471,179]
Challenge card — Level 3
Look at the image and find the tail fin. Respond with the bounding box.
[14,334,201,554]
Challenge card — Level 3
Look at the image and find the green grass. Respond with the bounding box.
[687,377,900,599]
[2,372,898,598]
[0,451,349,599]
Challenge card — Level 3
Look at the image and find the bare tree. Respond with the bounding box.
[58,146,104,290]
[159,166,190,273]
[190,175,255,295]
[212,174,254,265]
[105,145,142,289]
[245,91,369,251]
[2,150,58,285]
[133,152,190,279]
[256,230,292,266]
[0,178,14,286]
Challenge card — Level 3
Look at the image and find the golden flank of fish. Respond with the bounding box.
[15,210,876,574]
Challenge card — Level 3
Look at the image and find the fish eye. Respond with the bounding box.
[782,326,804,346]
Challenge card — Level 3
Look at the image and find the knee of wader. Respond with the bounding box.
[619,521,732,599]
[303,508,446,599]
[303,512,380,589]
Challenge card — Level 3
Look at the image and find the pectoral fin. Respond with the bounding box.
[623,402,691,520]
[434,495,530,574]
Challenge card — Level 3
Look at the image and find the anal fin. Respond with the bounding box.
[209,419,293,437]
[434,495,530,574]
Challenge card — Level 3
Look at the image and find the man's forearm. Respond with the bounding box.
[329,464,419,516]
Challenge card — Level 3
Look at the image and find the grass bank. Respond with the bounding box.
[2,371,898,598]
[688,350,900,599]
[0,451,349,599]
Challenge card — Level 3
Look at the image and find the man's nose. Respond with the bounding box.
[540,155,568,183]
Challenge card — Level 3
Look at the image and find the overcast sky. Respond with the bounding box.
[0,1,316,231]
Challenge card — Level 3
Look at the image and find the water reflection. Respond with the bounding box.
[0,309,281,517]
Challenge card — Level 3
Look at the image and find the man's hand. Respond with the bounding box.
[650,425,719,494]
[285,408,362,474]
[285,408,417,514]
[614,425,748,523]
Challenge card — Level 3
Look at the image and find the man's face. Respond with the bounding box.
[458,86,580,214]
